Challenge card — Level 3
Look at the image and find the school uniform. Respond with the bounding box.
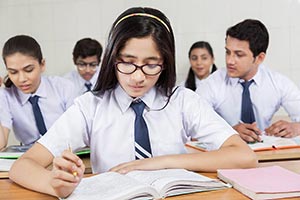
[180,75,203,89]
[64,69,100,96]
[39,85,236,173]
[196,64,300,130]
[0,76,76,145]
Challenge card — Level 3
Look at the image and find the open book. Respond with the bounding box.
[186,135,300,152]
[217,166,300,200]
[248,135,300,151]
[66,169,229,200]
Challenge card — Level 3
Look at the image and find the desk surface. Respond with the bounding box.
[186,145,300,162]
[1,160,300,200]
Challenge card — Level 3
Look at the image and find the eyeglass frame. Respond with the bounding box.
[115,61,164,76]
[76,61,99,71]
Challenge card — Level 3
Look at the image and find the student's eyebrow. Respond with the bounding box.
[119,54,162,62]
[7,64,34,71]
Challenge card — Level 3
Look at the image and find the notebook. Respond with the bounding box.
[0,145,90,159]
[217,166,300,200]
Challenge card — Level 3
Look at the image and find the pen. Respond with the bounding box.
[68,143,78,177]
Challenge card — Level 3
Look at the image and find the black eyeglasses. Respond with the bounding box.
[115,62,163,76]
[76,62,99,71]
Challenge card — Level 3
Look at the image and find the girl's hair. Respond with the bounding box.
[2,35,43,88]
[93,7,176,97]
[185,41,217,91]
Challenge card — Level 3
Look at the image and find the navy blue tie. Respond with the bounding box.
[241,80,255,124]
[131,100,152,159]
[84,82,92,92]
[29,96,47,135]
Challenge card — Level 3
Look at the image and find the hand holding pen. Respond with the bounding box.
[233,120,263,143]
[50,143,85,198]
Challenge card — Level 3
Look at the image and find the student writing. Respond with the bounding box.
[9,7,257,198]
[196,19,300,142]
[0,35,76,149]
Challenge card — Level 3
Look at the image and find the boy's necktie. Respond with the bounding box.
[241,80,255,124]
[84,82,92,92]
[131,100,152,159]
[29,95,47,135]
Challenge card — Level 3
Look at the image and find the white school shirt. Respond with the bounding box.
[180,74,202,89]
[39,85,236,173]
[196,64,300,131]
[0,76,76,144]
[63,69,100,96]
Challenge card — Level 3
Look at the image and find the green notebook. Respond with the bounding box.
[0,146,90,159]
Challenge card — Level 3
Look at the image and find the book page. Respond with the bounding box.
[67,172,158,200]
[0,159,15,171]
[248,135,300,151]
[127,169,228,197]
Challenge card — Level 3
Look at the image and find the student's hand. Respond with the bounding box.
[50,150,85,198]
[109,157,167,174]
[265,120,300,138]
[233,122,262,142]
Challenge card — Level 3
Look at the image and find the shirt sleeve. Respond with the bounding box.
[181,88,237,151]
[38,103,89,157]
[277,74,300,122]
[0,88,13,129]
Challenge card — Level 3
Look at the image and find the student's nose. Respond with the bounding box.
[18,72,27,82]
[131,68,145,82]
[226,54,235,65]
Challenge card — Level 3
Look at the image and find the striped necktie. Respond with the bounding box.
[241,80,255,123]
[131,100,152,159]
[29,95,47,135]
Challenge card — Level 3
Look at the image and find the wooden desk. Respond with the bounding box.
[186,145,300,162]
[256,148,300,162]
[1,160,300,200]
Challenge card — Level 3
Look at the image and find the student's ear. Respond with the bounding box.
[40,59,46,73]
[254,52,266,65]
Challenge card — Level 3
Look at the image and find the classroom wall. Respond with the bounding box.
[0,0,300,85]
[0,0,300,144]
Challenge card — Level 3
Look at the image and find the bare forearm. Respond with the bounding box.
[9,158,56,196]
[158,146,257,172]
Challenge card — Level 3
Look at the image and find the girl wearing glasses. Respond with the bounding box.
[0,35,76,149]
[10,7,256,198]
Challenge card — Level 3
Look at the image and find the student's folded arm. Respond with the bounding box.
[168,134,257,172]
[110,134,257,174]
[9,143,57,196]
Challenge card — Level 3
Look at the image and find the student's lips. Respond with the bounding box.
[227,66,237,72]
[19,84,31,91]
[130,85,144,90]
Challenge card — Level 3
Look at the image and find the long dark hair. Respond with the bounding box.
[93,7,176,97]
[2,35,43,88]
[185,41,217,91]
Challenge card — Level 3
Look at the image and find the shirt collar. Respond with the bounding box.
[18,76,47,105]
[114,84,157,113]
[226,64,264,86]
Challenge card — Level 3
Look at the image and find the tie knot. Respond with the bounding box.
[85,82,92,91]
[29,95,39,104]
[241,80,254,89]
[131,100,146,116]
